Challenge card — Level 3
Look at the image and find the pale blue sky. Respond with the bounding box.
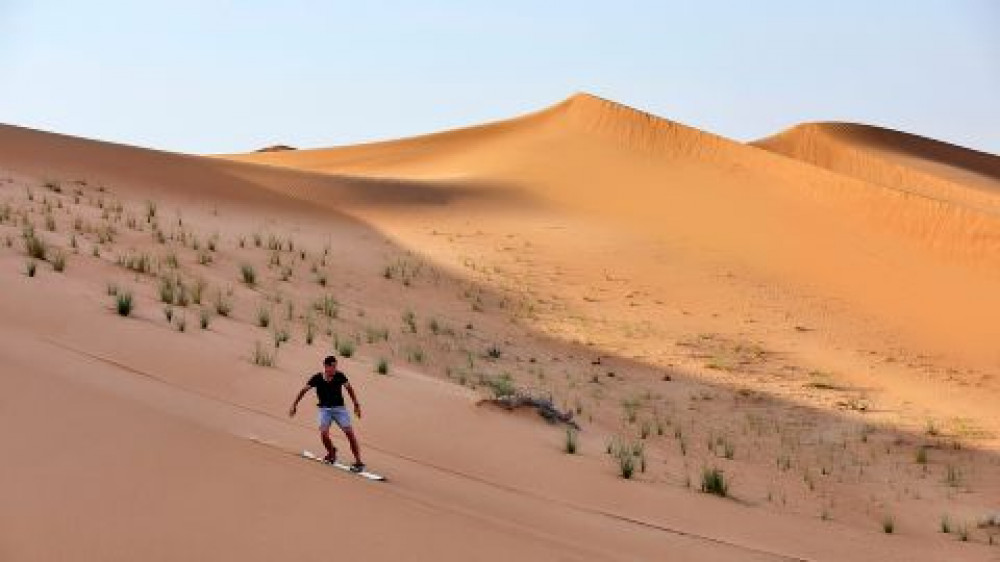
[1,1,997,154]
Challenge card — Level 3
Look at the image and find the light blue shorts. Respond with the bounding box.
[318,406,351,430]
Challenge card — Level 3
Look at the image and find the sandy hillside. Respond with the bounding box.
[753,122,1000,211]
[2,93,1000,561]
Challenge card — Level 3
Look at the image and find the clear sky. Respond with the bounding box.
[1,1,997,154]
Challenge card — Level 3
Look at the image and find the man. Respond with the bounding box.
[289,355,365,471]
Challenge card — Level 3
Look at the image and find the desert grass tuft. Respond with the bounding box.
[214,291,232,317]
[240,263,257,286]
[882,514,895,534]
[565,428,578,454]
[116,291,134,316]
[315,295,339,318]
[701,467,728,497]
[335,338,355,358]
[376,357,389,375]
[23,228,47,260]
[257,306,271,328]
[252,341,275,367]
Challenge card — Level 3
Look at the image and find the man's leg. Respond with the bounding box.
[320,428,337,461]
[341,427,362,465]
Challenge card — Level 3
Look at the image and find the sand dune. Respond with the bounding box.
[753,122,1000,213]
[225,93,1000,362]
[3,93,1000,560]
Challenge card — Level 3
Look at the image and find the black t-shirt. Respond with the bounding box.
[308,372,349,407]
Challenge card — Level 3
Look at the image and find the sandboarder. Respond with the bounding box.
[289,355,365,471]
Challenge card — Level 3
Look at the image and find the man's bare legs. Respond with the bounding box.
[342,427,363,466]
[320,428,336,461]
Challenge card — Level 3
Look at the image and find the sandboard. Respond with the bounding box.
[302,450,386,481]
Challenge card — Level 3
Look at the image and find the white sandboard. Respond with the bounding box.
[302,450,386,481]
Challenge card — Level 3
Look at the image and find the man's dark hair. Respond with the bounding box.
[323,355,338,366]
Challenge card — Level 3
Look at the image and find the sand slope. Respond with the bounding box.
[753,122,1000,213]
[3,95,1000,560]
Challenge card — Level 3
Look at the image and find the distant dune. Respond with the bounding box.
[753,122,1000,213]
[255,144,297,152]
[224,93,1000,361]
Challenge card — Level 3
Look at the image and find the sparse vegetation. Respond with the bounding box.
[336,338,355,358]
[402,310,417,333]
[406,347,425,363]
[565,428,578,454]
[25,260,37,277]
[314,295,338,319]
[50,252,66,272]
[240,263,257,286]
[882,514,895,534]
[376,358,389,375]
[116,291,134,316]
[252,341,275,367]
[305,319,315,344]
[23,228,47,260]
[701,467,728,497]
[483,372,516,399]
[944,464,962,487]
[257,306,271,328]
[214,291,232,317]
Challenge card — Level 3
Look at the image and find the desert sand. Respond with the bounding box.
[1,93,998,560]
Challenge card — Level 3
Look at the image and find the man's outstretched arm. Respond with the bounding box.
[289,386,309,417]
[346,384,362,418]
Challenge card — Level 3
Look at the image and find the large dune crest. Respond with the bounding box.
[753,122,1000,212]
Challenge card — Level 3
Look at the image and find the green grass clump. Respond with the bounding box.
[376,357,389,375]
[614,444,636,479]
[314,295,338,318]
[945,465,961,487]
[240,263,256,286]
[23,229,47,260]
[365,326,389,343]
[407,347,425,363]
[257,306,271,328]
[116,291,134,316]
[336,339,355,358]
[701,467,728,497]
[484,373,516,399]
[305,320,315,345]
[252,342,275,367]
[565,428,578,454]
[882,514,895,534]
[402,310,417,333]
[214,292,232,317]
[158,276,176,304]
